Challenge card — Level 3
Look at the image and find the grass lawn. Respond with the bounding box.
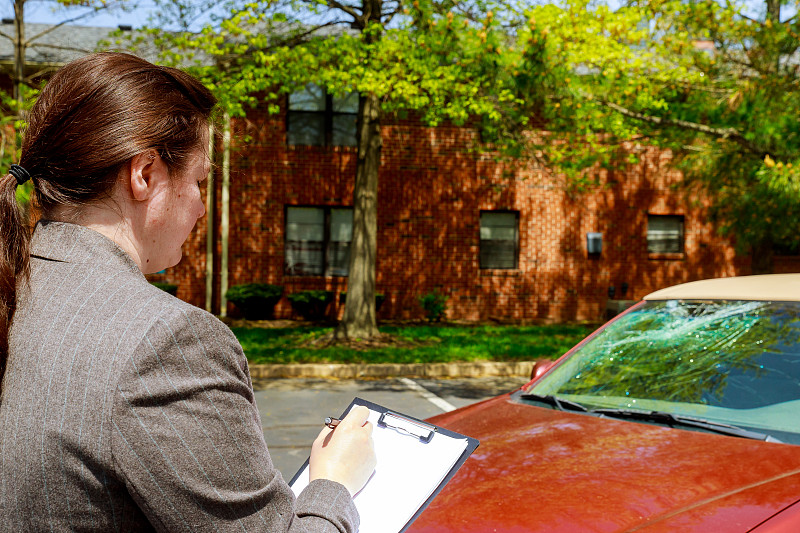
[232,323,596,365]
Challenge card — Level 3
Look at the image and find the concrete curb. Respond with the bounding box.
[248,361,537,379]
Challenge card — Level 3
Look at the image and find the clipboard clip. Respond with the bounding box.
[378,411,437,443]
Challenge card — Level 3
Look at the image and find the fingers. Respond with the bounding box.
[340,405,370,429]
[314,405,371,449]
[308,406,377,496]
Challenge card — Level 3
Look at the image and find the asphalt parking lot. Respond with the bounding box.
[252,376,530,479]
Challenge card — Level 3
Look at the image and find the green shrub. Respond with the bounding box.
[287,290,334,321]
[151,282,178,296]
[418,291,448,322]
[226,283,283,320]
[339,292,386,311]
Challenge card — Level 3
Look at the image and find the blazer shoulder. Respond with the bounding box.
[127,286,250,384]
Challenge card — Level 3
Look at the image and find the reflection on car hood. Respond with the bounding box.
[408,394,800,533]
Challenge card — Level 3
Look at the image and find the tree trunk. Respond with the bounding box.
[766,0,780,23]
[205,124,215,313]
[335,90,381,339]
[13,0,25,106]
[220,112,231,317]
[751,240,775,275]
[335,0,383,340]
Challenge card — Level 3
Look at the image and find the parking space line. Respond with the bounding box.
[397,377,457,413]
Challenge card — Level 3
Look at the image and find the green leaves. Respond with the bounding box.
[493,0,800,262]
[130,0,800,264]
[130,0,524,131]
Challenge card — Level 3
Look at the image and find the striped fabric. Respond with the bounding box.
[0,221,358,533]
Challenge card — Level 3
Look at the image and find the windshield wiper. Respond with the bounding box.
[519,393,588,412]
[591,408,782,442]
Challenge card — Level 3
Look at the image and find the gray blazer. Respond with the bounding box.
[0,221,358,532]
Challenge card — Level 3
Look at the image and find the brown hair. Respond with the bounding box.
[0,52,216,391]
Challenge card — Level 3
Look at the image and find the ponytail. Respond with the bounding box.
[0,173,31,393]
[0,51,216,394]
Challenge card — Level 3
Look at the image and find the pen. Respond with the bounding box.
[325,416,341,429]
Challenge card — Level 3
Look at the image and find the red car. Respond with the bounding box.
[410,274,800,532]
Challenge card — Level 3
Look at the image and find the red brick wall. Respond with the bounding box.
[152,103,800,322]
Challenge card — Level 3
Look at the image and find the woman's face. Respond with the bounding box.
[141,146,209,274]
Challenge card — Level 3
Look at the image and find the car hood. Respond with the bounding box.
[408,394,800,533]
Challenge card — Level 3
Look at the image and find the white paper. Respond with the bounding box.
[291,403,469,533]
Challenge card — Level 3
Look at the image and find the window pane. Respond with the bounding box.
[288,113,325,146]
[648,215,684,253]
[285,207,355,277]
[480,212,517,240]
[289,83,326,111]
[327,209,353,276]
[286,208,324,275]
[481,224,517,241]
[327,242,351,276]
[332,114,357,146]
[330,209,353,241]
[286,207,324,241]
[285,242,324,275]
[480,241,517,269]
[480,212,518,269]
[332,91,359,113]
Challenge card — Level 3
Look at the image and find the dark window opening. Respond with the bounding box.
[648,215,684,254]
[287,83,358,147]
[480,211,519,269]
[285,206,353,276]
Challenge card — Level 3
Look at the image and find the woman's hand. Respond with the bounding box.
[308,405,377,497]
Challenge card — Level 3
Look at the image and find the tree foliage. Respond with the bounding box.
[0,0,130,199]
[508,0,800,271]
[134,0,520,336]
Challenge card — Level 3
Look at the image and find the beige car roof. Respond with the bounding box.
[644,274,800,302]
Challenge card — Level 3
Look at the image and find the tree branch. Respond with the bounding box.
[28,42,94,54]
[25,66,60,82]
[382,5,402,25]
[227,20,344,60]
[326,0,362,22]
[28,14,99,42]
[27,1,125,42]
[737,12,760,24]
[279,20,344,47]
[596,97,770,157]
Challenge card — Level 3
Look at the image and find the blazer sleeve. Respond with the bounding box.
[110,304,359,533]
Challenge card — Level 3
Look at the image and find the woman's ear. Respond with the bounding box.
[128,150,168,201]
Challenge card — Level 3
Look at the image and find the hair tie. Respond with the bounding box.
[9,164,31,186]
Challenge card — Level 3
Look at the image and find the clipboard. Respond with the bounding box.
[289,397,479,533]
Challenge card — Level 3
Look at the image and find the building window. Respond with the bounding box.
[287,83,358,146]
[285,206,353,276]
[480,211,519,269]
[647,215,684,254]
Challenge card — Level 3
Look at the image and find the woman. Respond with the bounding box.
[0,52,375,532]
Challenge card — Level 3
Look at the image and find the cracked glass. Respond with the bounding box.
[527,300,800,444]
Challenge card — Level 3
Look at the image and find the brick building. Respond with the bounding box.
[2,23,796,322]
[154,86,800,323]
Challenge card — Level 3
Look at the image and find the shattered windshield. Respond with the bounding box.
[526,300,800,444]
